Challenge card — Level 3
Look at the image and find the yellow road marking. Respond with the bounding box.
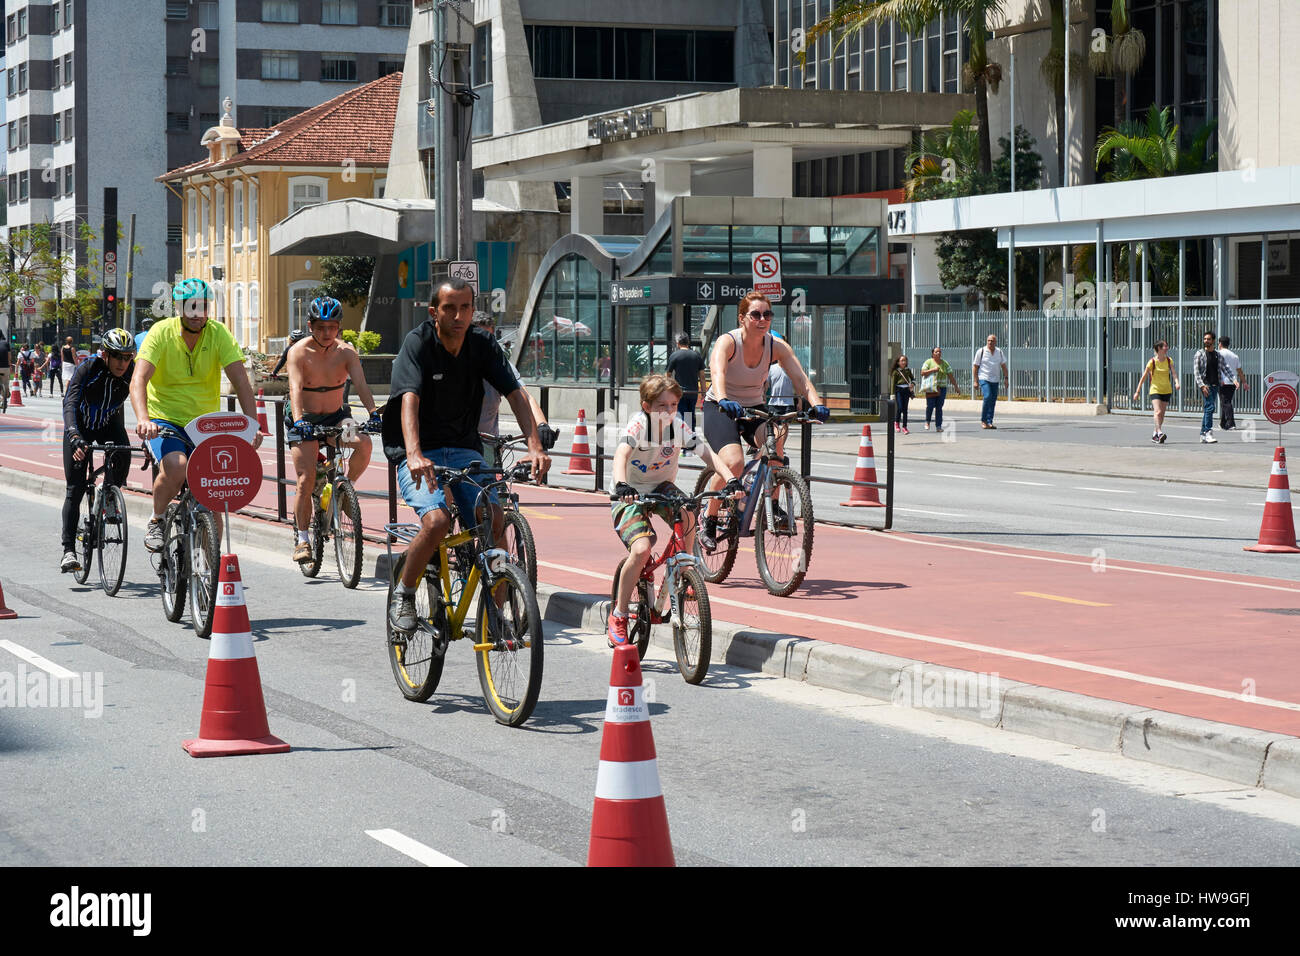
[1016,591,1112,607]
[521,507,562,520]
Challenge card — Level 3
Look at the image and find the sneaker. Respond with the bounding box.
[987,424,997,430]
[1158,432,1167,444]
[901,426,910,434]
[699,516,718,552]
[60,550,80,573]
[292,540,313,563]
[607,611,628,648]
[144,517,165,553]
[1151,432,1161,443]
[389,589,418,633]
[924,423,930,430]
[1204,431,1218,444]
[894,423,901,432]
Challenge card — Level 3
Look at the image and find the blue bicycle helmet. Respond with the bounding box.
[172,278,213,303]
[308,296,342,322]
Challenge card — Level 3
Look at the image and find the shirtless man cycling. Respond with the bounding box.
[285,296,381,564]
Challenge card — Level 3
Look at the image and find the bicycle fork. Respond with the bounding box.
[650,552,702,623]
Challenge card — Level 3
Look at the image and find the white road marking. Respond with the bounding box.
[1104,507,1227,521]
[1159,494,1225,502]
[0,452,56,469]
[1001,480,1052,487]
[1074,486,1137,494]
[365,829,467,867]
[893,507,963,517]
[0,639,78,680]
[536,559,1300,712]
[930,473,983,480]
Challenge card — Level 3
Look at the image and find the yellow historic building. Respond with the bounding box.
[158,73,400,352]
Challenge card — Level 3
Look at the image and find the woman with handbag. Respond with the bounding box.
[920,346,960,432]
[889,354,918,434]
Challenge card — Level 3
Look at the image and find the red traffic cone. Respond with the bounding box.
[183,555,290,756]
[1245,447,1300,553]
[564,409,596,476]
[256,388,271,436]
[841,425,885,507]
[588,644,674,866]
[9,377,24,407]
[0,580,16,620]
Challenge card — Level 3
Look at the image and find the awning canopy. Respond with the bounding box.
[268,196,515,256]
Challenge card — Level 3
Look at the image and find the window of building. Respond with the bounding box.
[262,106,300,125]
[289,176,327,214]
[17,116,27,148]
[655,30,692,82]
[167,112,190,132]
[321,0,357,25]
[198,60,219,86]
[377,57,403,77]
[214,184,226,246]
[53,57,61,87]
[62,166,74,197]
[321,55,357,82]
[187,190,198,251]
[166,56,189,77]
[15,7,27,39]
[6,15,15,45]
[574,27,613,80]
[5,69,13,98]
[373,178,387,199]
[63,109,73,140]
[288,282,316,329]
[524,25,732,83]
[62,54,72,86]
[530,26,574,79]
[17,171,28,201]
[200,188,209,252]
[473,23,492,87]
[17,62,28,94]
[166,0,189,19]
[379,2,411,28]
[247,182,258,247]
[262,50,298,80]
[695,30,733,83]
[262,0,298,23]
[64,1,73,28]
[198,2,220,30]
[6,122,16,151]
[233,181,244,248]
[231,284,243,344]
[168,223,183,244]
[199,112,218,129]
[52,112,62,142]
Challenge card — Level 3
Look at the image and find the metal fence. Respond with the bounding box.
[892,305,1300,415]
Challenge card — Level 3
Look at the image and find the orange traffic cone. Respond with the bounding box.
[841,425,885,508]
[256,388,270,436]
[183,555,290,756]
[1245,447,1300,553]
[0,580,16,620]
[9,378,24,407]
[588,644,674,866]
[564,409,596,476]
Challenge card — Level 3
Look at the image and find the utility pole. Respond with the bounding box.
[102,187,118,332]
[429,1,475,291]
[124,213,136,332]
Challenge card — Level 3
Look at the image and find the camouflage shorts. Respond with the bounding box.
[610,480,684,549]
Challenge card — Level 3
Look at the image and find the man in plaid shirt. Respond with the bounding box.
[1193,331,1221,443]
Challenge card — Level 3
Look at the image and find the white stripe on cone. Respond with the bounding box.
[1266,488,1293,503]
[210,632,256,660]
[856,456,876,469]
[595,759,663,800]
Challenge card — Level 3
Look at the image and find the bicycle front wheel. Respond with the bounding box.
[611,557,653,660]
[189,510,221,639]
[386,554,445,702]
[755,467,814,597]
[160,504,187,622]
[672,565,712,684]
[97,485,128,596]
[333,480,364,589]
[72,492,95,585]
[476,562,544,727]
[692,467,738,584]
[502,509,537,590]
[299,500,325,578]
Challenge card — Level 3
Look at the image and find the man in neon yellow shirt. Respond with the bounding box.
[129,278,263,551]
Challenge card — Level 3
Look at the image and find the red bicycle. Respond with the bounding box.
[608,488,730,684]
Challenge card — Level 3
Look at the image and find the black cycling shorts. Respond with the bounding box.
[286,407,352,446]
[701,400,767,453]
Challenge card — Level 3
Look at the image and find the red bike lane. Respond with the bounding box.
[4,408,1300,738]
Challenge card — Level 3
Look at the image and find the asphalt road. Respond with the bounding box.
[3,489,1299,867]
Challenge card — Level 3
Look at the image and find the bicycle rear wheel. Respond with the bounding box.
[476,562,544,727]
[386,554,445,702]
[755,467,814,597]
[672,564,712,684]
[72,493,95,585]
[160,504,187,622]
[692,467,739,584]
[333,479,364,589]
[189,510,221,639]
[97,485,128,596]
[610,557,652,660]
[502,508,537,590]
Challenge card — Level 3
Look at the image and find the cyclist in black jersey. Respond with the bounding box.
[59,328,136,573]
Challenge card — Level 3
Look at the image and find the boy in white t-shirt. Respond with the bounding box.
[607,372,729,647]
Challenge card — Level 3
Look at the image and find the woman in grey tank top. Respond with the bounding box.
[697,292,829,549]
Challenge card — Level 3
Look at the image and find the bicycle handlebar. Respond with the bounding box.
[608,488,734,507]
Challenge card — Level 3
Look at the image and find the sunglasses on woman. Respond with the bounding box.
[746,310,774,320]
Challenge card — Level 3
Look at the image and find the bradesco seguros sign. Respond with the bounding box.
[184,413,263,512]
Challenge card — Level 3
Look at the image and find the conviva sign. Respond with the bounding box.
[185,411,258,448]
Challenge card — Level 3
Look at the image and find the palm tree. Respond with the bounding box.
[1040,0,1067,185]
[1090,0,1147,129]
[1095,105,1217,182]
[902,108,980,199]
[802,0,1006,174]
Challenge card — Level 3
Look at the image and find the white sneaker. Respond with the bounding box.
[1204,432,1217,443]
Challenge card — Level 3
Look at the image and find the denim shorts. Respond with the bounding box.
[397,446,499,526]
[145,418,194,463]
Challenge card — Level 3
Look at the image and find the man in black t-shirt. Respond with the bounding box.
[665,332,706,433]
[384,277,551,632]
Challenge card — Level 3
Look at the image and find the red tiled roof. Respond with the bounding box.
[158,72,402,181]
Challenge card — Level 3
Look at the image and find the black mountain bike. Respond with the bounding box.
[71,443,136,596]
[296,418,380,589]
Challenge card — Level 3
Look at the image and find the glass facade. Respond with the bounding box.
[629,224,882,277]
[522,25,734,84]
[517,254,611,383]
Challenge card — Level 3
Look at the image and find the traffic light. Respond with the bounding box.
[104,290,116,321]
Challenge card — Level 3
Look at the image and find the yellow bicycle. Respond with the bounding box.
[384,461,544,727]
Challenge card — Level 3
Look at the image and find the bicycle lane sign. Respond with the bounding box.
[185,414,263,512]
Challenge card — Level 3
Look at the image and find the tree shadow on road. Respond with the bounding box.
[249,618,368,642]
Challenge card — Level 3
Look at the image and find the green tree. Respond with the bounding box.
[1094,105,1217,182]
[903,108,981,200]
[1090,0,1147,130]
[314,255,375,306]
[804,0,1006,174]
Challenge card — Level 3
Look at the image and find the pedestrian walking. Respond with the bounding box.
[1132,340,1179,443]
[43,345,63,395]
[1217,335,1247,430]
[920,346,959,432]
[972,334,1008,429]
[889,354,917,434]
[665,332,706,432]
[1193,331,1221,443]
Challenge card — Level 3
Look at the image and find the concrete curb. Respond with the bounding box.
[5,464,1298,797]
